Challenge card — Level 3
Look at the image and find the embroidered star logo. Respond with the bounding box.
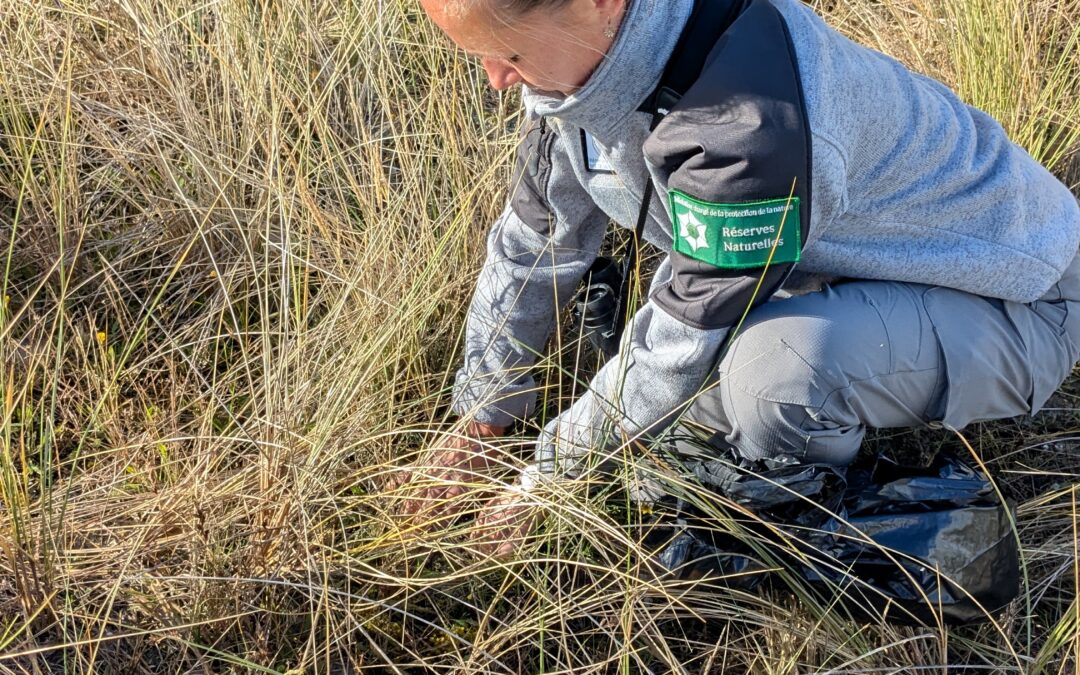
[677,210,709,252]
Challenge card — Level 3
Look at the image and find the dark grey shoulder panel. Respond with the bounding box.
[510,118,558,236]
[645,0,812,330]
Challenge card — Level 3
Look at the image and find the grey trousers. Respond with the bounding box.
[681,253,1080,466]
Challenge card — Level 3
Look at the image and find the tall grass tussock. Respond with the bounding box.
[0,0,1079,671]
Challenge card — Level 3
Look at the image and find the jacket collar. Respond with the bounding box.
[522,0,694,139]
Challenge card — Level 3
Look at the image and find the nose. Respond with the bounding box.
[481,57,523,90]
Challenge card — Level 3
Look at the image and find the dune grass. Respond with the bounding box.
[0,0,1078,671]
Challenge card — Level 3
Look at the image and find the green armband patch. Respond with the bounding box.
[668,190,802,269]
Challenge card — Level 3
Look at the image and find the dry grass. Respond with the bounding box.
[0,0,1078,672]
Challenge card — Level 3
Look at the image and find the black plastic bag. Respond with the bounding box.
[571,256,625,358]
[650,452,1020,625]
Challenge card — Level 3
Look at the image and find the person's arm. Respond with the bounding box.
[393,117,607,520]
[451,117,609,428]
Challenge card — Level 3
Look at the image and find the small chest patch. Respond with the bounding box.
[668,190,802,269]
[580,130,615,174]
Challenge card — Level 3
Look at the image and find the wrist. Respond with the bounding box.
[466,421,507,438]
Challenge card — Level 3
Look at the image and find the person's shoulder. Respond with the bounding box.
[765,0,859,58]
[765,0,831,26]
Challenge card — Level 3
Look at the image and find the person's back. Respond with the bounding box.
[771,0,1080,301]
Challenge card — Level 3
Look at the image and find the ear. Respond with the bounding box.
[593,0,626,16]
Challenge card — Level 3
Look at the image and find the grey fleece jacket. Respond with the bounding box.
[451,0,1080,488]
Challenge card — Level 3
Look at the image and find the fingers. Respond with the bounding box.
[488,540,517,559]
[388,445,483,488]
[386,465,542,556]
[400,483,466,517]
[470,493,542,558]
[392,468,495,527]
[384,431,517,530]
[382,468,410,492]
[396,473,457,516]
[382,447,463,496]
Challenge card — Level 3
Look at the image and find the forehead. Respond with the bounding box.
[421,0,496,32]
[421,0,531,53]
[444,0,485,18]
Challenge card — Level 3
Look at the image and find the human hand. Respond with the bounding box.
[386,421,507,523]
[470,486,544,558]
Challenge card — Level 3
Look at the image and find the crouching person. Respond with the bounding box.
[395,0,1080,559]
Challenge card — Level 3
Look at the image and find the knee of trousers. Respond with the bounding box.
[717,318,864,467]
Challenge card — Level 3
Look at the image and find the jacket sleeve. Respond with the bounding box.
[451,119,609,427]
[523,295,731,489]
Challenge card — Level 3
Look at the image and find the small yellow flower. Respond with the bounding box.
[96,331,107,345]
[209,270,217,279]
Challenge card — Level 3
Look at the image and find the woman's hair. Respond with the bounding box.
[497,0,574,15]
[447,0,573,20]
[448,0,571,19]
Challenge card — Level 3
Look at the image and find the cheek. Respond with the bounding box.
[528,56,583,87]
[532,43,598,88]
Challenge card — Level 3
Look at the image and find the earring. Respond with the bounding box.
[604,24,616,39]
